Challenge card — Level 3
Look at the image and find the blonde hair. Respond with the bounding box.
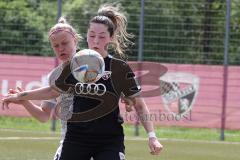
[49,17,82,43]
[89,3,134,57]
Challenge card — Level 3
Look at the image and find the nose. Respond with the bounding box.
[59,44,65,52]
[93,37,99,44]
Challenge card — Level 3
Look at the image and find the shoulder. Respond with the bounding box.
[110,56,135,81]
[48,64,65,86]
[110,56,131,71]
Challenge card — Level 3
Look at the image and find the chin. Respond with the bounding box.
[60,57,69,62]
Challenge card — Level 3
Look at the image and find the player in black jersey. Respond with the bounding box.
[2,3,163,160]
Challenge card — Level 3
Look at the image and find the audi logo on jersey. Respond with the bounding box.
[75,82,106,96]
[53,59,170,122]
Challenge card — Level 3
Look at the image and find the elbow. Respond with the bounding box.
[134,105,143,112]
[38,118,48,123]
[38,115,50,123]
[134,98,146,108]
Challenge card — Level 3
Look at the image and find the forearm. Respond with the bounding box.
[21,100,52,123]
[17,86,59,101]
[134,97,155,133]
[134,97,163,154]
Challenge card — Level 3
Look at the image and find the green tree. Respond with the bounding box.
[0,0,57,56]
[0,0,239,64]
[229,0,240,65]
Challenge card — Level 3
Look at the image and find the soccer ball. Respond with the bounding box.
[71,49,105,83]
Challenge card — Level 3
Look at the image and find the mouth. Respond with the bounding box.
[92,47,99,51]
[59,53,68,59]
[60,53,66,56]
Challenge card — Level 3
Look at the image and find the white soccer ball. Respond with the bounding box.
[71,49,105,83]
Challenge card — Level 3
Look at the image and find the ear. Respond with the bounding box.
[73,37,78,46]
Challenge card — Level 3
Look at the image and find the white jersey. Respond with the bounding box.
[41,63,74,143]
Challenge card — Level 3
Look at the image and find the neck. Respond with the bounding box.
[98,50,108,58]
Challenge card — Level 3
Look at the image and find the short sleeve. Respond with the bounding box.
[121,62,141,98]
[41,70,58,109]
[48,65,62,86]
[48,64,67,93]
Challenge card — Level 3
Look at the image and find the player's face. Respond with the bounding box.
[50,31,77,63]
[87,23,113,58]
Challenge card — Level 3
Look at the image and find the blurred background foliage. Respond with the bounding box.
[0,0,239,64]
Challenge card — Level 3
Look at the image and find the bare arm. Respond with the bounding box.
[21,100,54,123]
[1,87,56,123]
[1,86,59,110]
[16,86,60,100]
[133,97,163,155]
[133,97,155,133]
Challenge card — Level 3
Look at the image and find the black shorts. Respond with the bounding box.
[54,140,125,160]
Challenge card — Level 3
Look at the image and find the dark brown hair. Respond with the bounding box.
[89,4,134,57]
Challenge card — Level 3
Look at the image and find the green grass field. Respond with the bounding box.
[0,116,240,160]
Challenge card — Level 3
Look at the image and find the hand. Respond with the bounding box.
[121,96,136,112]
[1,87,24,110]
[9,87,24,104]
[148,137,163,155]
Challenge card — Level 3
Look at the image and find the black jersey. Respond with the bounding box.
[52,55,141,144]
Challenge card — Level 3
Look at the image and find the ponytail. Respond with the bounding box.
[89,4,133,57]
